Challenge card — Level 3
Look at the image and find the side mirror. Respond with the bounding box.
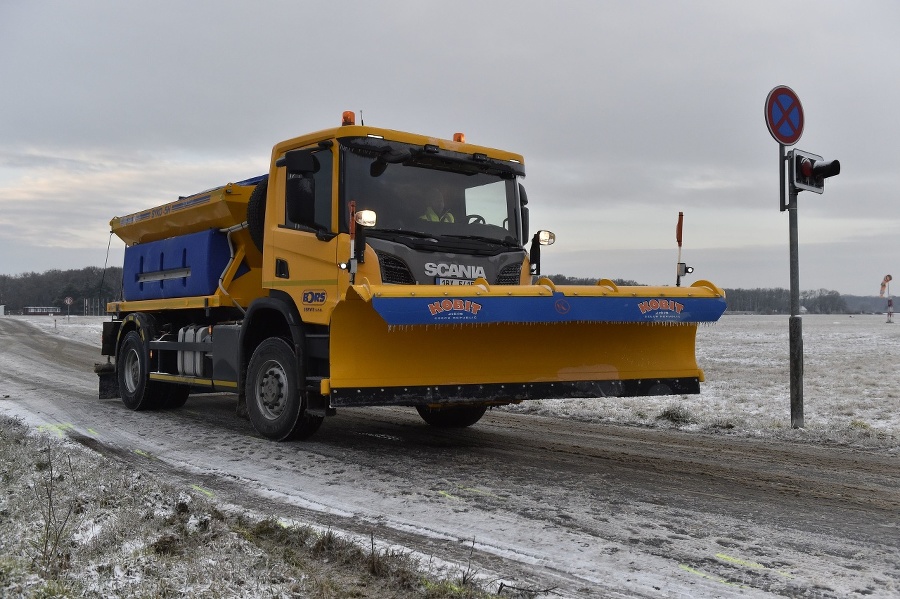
[276,149,319,174]
[519,184,529,240]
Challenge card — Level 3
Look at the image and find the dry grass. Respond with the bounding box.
[655,404,696,425]
[0,415,504,599]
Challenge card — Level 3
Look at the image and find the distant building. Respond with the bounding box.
[23,307,62,315]
[0,305,5,316]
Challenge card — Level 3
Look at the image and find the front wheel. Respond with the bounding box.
[245,338,323,441]
[416,404,487,428]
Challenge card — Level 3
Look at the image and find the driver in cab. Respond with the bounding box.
[419,189,454,223]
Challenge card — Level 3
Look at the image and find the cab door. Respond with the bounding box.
[264,146,342,326]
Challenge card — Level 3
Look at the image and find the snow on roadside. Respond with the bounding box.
[0,417,453,599]
[7,314,107,347]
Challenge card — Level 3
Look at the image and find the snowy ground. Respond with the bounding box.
[2,313,898,597]
[11,313,104,346]
[17,312,898,448]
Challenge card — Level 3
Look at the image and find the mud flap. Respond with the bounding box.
[95,362,119,399]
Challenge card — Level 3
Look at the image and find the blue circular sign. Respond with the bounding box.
[765,86,804,146]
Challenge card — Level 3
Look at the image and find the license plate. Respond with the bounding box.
[436,278,474,286]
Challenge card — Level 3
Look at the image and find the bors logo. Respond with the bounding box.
[424,262,486,279]
[302,290,327,305]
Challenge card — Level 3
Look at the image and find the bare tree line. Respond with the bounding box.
[0,267,123,314]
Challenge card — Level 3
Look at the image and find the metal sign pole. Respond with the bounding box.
[787,170,804,429]
[780,142,805,427]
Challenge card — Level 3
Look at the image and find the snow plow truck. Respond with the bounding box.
[97,112,726,440]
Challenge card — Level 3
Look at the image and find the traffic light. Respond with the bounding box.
[790,149,840,194]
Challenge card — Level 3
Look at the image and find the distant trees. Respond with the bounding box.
[800,288,848,314]
[722,288,791,314]
[723,287,847,314]
[0,267,123,314]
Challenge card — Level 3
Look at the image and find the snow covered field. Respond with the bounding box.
[10,313,900,449]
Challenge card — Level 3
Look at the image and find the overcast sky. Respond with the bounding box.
[1,1,898,296]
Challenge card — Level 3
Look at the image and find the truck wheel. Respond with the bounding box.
[159,385,190,409]
[118,331,160,411]
[247,177,268,252]
[416,404,487,428]
[245,338,323,441]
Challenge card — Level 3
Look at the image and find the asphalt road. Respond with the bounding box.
[1,317,897,598]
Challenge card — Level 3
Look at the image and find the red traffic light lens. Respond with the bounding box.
[799,158,813,178]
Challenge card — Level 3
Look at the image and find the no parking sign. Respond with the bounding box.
[765,85,804,146]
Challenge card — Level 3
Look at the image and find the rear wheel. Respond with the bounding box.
[416,404,487,428]
[245,338,323,440]
[159,385,190,409]
[118,331,162,410]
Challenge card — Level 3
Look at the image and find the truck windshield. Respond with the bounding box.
[340,139,522,245]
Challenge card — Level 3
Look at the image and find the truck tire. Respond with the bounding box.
[416,404,487,428]
[245,337,323,441]
[159,385,191,409]
[117,331,163,411]
[247,176,268,252]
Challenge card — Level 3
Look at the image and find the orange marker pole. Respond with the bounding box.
[676,212,684,286]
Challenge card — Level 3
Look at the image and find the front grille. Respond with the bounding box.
[377,253,417,285]
[496,263,522,285]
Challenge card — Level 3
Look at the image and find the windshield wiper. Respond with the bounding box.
[444,234,520,248]
[368,228,439,241]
